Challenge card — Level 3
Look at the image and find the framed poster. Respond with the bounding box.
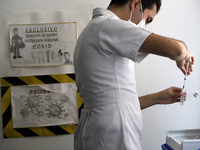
[9,22,77,68]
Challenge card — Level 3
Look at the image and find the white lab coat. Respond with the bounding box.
[74,8,152,150]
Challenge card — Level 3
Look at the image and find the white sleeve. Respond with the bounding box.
[99,18,152,63]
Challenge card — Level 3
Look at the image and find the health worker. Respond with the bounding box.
[73,0,194,149]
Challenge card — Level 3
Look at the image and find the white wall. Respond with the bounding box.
[135,0,200,149]
[0,0,200,150]
[0,1,110,150]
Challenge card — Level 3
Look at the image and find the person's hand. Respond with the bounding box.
[176,51,194,75]
[156,87,186,104]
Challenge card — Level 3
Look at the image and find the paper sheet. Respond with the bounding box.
[9,22,76,67]
[11,83,78,128]
[0,7,93,77]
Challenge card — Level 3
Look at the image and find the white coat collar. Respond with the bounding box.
[92,8,119,19]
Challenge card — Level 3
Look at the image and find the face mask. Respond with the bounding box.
[137,18,145,28]
[128,3,146,29]
[138,3,146,28]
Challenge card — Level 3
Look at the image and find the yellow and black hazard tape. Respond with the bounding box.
[1,74,83,138]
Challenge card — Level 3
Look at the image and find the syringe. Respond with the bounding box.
[180,63,190,105]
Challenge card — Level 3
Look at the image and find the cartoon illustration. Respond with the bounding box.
[51,50,56,61]
[20,108,29,118]
[11,84,78,128]
[46,102,65,119]
[11,28,25,59]
[46,49,50,62]
[9,23,77,67]
[63,52,72,64]
[24,94,43,109]
[59,94,70,103]
[58,49,63,63]
[18,92,71,119]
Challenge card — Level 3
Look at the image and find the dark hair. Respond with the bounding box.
[108,0,161,13]
[13,28,18,31]
[64,52,70,55]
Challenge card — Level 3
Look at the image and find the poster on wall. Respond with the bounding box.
[9,22,76,68]
[11,83,78,128]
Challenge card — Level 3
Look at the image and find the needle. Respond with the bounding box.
[180,63,190,105]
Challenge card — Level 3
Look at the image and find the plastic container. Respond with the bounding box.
[164,129,200,150]
[161,143,174,150]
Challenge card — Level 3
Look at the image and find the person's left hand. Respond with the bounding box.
[156,87,186,104]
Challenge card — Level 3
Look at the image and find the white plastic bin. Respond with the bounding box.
[164,129,200,150]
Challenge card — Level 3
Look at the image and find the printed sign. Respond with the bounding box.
[9,22,76,67]
[11,83,78,128]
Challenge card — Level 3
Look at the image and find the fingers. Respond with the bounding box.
[185,51,195,75]
[172,87,187,102]
[181,66,187,75]
[176,59,187,75]
[171,86,182,93]
[184,91,187,101]
[184,62,190,75]
[177,51,194,75]
[190,55,195,64]
[176,60,187,75]
[189,56,194,73]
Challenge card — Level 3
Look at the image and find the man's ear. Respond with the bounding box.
[131,0,141,9]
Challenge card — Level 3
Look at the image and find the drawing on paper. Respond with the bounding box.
[24,94,43,109]
[9,22,77,67]
[20,108,29,118]
[10,28,25,59]
[46,102,65,119]
[63,52,72,64]
[59,94,70,103]
[11,83,78,128]
[45,95,53,102]
[19,93,68,119]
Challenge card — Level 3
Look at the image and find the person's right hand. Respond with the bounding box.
[176,51,194,75]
